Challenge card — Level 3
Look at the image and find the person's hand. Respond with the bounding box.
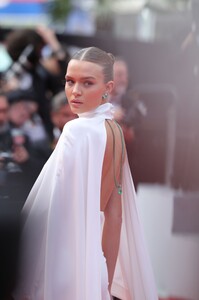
[12,145,29,163]
[36,26,65,59]
[108,284,115,299]
[37,26,60,50]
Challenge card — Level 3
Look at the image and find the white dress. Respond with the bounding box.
[14,103,158,300]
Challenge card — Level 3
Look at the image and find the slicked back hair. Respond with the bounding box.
[71,47,115,83]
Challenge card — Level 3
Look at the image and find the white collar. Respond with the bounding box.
[78,102,114,119]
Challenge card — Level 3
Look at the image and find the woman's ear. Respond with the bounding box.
[106,81,114,95]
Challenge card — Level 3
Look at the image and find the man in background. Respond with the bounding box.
[51,91,76,148]
[110,57,147,190]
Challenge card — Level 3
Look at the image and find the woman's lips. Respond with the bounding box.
[70,99,83,107]
[70,100,83,109]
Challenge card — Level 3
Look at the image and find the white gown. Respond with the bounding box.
[14,103,158,300]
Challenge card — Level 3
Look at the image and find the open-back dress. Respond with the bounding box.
[14,102,158,300]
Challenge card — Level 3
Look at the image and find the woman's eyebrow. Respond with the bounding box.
[65,75,96,80]
[81,76,96,80]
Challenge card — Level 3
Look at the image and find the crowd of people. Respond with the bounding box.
[0,26,76,207]
[0,27,77,299]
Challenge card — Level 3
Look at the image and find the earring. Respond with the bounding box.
[102,93,108,100]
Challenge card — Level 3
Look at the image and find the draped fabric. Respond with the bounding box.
[14,103,158,300]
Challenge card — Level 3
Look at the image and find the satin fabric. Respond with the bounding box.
[14,103,158,300]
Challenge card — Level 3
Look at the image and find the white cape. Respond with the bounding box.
[14,103,158,300]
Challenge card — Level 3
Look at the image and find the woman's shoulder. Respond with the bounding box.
[63,117,95,137]
[59,117,105,151]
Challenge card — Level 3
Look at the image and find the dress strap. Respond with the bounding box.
[105,119,125,195]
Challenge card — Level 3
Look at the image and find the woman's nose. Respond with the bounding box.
[72,83,82,96]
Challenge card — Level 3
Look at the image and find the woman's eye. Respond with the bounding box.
[84,81,93,87]
[65,79,74,86]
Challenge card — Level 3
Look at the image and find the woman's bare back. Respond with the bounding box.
[100,119,125,289]
[100,119,125,212]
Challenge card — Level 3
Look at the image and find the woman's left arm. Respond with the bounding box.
[102,189,122,292]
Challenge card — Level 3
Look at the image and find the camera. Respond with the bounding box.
[4,44,34,82]
[0,151,13,162]
[0,128,25,181]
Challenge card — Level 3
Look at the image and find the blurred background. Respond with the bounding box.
[0,0,199,300]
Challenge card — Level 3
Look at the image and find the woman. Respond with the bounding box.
[14,47,158,300]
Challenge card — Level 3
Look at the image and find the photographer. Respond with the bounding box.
[50,91,77,148]
[3,27,68,142]
[0,93,13,201]
[0,91,50,206]
[110,57,147,190]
